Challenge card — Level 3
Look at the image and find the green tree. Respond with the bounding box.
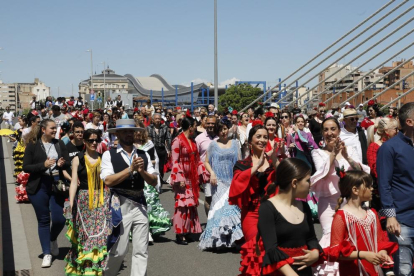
[218,83,262,113]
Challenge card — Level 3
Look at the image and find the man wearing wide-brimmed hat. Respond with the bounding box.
[101,119,157,276]
[339,108,368,164]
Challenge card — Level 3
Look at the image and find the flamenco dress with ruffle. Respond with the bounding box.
[64,152,112,276]
[170,132,209,235]
[327,209,398,276]
[258,200,323,276]
[13,129,29,202]
[137,141,172,236]
[229,156,276,276]
[198,140,243,250]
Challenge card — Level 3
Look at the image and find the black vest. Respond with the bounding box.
[357,126,368,165]
[109,148,148,190]
[116,100,123,107]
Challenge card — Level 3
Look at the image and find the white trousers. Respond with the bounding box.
[105,195,149,276]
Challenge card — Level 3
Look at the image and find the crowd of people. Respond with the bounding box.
[2,94,414,276]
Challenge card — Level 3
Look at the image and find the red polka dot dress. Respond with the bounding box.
[170,133,210,235]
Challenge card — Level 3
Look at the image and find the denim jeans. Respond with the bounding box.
[27,176,66,255]
[389,223,414,276]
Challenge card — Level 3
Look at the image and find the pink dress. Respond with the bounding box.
[311,147,370,275]
[170,133,209,234]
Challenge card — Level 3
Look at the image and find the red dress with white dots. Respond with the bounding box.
[170,132,210,235]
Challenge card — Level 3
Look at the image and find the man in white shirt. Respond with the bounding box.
[339,108,368,165]
[144,99,154,116]
[2,106,15,129]
[105,97,114,109]
[101,119,157,276]
[29,96,37,110]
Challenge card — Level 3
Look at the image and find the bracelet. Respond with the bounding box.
[357,250,361,260]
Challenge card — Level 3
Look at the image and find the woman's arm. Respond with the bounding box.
[69,157,79,209]
[23,143,47,173]
[204,150,217,186]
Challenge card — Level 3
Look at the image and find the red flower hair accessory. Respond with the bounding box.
[186,109,192,118]
[368,100,375,106]
[335,165,346,178]
[265,111,274,118]
[252,119,263,127]
[318,102,326,107]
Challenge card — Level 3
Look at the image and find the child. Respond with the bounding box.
[328,170,397,276]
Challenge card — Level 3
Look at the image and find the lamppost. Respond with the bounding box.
[86,49,94,111]
[214,0,218,109]
[101,61,106,106]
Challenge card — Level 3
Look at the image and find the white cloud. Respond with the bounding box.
[181,78,210,87]
[181,77,240,88]
[219,77,240,87]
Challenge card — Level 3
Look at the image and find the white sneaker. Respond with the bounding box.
[149,233,154,244]
[41,254,52,268]
[50,240,59,256]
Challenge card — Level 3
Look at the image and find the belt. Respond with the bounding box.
[113,188,144,197]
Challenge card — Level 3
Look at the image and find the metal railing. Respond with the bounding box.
[239,0,403,112]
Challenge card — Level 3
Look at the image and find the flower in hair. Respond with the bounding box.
[368,100,375,106]
[252,119,263,127]
[318,102,326,107]
[265,111,274,118]
[335,165,346,178]
[186,109,192,118]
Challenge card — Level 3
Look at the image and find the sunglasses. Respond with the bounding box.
[319,110,326,113]
[347,117,358,122]
[86,139,101,144]
[281,116,289,119]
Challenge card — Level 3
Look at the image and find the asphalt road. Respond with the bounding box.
[19,178,322,276]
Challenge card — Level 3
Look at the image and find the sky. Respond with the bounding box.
[1,0,412,97]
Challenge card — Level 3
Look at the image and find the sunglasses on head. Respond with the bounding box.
[86,139,101,144]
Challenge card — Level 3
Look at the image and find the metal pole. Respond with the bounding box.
[202,88,205,105]
[305,39,414,107]
[162,87,164,107]
[150,90,153,105]
[321,46,414,107]
[87,49,94,111]
[240,0,402,112]
[381,86,414,110]
[360,71,414,106]
[339,56,414,107]
[296,81,298,104]
[214,0,218,109]
[207,87,210,105]
[191,82,194,112]
[103,61,106,106]
[175,86,178,107]
[281,16,414,108]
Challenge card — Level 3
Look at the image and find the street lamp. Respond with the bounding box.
[214,0,218,109]
[86,49,94,111]
[100,61,106,104]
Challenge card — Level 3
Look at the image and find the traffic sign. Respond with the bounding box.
[90,94,95,101]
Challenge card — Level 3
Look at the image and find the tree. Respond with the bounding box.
[218,83,262,113]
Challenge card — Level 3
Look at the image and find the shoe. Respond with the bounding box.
[175,235,188,245]
[149,233,154,245]
[41,254,52,268]
[50,240,59,256]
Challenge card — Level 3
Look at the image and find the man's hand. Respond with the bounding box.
[57,157,65,167]
[130,155,140,172]
[136,157,145,173]
[386,217,401,236]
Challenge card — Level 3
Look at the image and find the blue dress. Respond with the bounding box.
[198,139,243,250]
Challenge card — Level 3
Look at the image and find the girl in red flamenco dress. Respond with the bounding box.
[170,115,209,245]
[229,124,284,275]
[327,170,397,276]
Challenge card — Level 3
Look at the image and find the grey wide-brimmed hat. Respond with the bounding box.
[107,119,144,133]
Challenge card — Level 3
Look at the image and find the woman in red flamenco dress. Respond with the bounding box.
[229,124,284,275]
[170,114,209,245]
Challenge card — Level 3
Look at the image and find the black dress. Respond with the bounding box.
[308,118,322,146]
[258,200,322,276]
